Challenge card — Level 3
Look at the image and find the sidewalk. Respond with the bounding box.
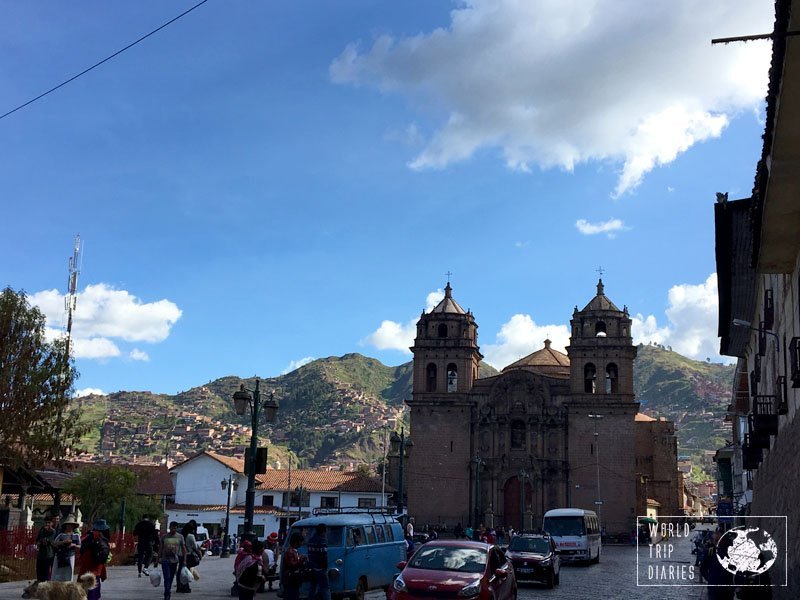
[0,556,386,600]
[1,555,240,599]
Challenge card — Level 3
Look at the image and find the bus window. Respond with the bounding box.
[365,525,377,545]
[383,524,394,541]
[375,524,386,543]
[544,516,586,537]
[347,527,364,547]
[326,526,344,547]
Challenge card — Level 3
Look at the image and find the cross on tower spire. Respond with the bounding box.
[445,270,453,283]
[596,266,605,278]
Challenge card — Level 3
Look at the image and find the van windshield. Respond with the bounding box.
[544,516,585,537]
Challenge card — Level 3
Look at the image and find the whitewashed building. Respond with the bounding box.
[167,451,391,539]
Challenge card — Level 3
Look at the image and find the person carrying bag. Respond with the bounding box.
[236,540,265,600]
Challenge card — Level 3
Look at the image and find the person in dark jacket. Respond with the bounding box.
[134,516,159,577]
[35,516,57,581]
[307,524,330,600]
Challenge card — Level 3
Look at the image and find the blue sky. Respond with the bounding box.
[1,0,773,396]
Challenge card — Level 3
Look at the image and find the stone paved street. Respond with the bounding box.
[0,532,716,600]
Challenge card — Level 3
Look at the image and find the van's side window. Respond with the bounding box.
[347,527,363,546]
[365,525,377,545]
[376,525,386,543]
[383,524,394,541]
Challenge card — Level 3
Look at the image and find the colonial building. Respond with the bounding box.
[713,0,799,594]
[168,451,391,538]
[405,280,679,537]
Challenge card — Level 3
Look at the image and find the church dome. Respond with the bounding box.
[502,339,570,378]
[430,281,466,314]
[581,278,622,312]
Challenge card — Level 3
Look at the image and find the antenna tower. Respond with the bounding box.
[65,235,82,359]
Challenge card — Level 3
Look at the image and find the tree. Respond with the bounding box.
[62,465,163,529]
[0,287,88,467]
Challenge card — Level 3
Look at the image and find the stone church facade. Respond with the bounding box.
[405,280,677,537]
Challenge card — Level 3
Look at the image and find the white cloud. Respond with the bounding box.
[482,315,571,370]
[367,275,728,367]
[74,387,104,398]
[575,218,627,238]
[363,289,445,354]
[330,0,771,196]
[30,284,182,361]
[282,356,315,374]
[129,348,150,362]
[71,337,121,360]
[632,273,729,362]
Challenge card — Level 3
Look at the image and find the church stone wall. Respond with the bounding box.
[406,403,472,527]
[567,404,637,536]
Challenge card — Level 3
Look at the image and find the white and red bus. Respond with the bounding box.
[542,508,601,563]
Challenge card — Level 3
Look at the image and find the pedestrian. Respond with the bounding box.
[52,514,81,582]
[231,539,253,597]
[236,539,265,600]
[282,531,308,600]
[178,521,200,593]
[259,532,279,592]
[78,519,110,600]
[464,525,473,540]
[454,523,464,539]
[307,524,331,600]
[35,515,57,582]
[701,530,734,600]
[406,518,414,539]
[133,515,159,578]
[159,521,187,600]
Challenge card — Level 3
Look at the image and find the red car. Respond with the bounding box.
[391,540,517,600]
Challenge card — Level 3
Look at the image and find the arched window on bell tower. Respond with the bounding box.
[426,363,437,392]
[595,321,607,337]
[584,363,597,394]
[446,363,458,392]
[605,363,619,393]
[438,323,448,338]
[511,420,526,449]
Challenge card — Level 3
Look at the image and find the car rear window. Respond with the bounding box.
[409,545,486,573]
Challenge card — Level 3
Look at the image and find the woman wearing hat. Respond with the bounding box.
[78,519,110,600]
[52,514,81,581]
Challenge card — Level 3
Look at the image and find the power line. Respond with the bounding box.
[0,0,210,122]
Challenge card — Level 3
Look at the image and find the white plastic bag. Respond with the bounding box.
[149,569,162,587]
[180,565,192,585]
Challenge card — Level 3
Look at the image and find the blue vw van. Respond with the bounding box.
[279,508,406,600]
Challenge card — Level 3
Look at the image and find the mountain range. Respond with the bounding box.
[76,345,734,472]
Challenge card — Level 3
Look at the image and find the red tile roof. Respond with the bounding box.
[256,470,390,493]
[170,451,245,473]
[167,503,286,515]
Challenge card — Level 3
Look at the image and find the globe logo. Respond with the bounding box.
[715,526,777,576]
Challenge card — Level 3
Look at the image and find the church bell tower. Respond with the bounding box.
[405,281,481,524]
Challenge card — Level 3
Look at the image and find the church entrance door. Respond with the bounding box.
[503,476,534,530]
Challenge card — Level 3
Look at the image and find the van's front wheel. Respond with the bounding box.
[353,577,367,600]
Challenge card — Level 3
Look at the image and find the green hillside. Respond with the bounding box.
[76,347,730,469]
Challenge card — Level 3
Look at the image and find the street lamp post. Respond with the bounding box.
[220,475,238,557]
[588,413,603,530]
[390,428,412,516]
[233,380,279,540]
[472,454,484,527]
[519,470,530,531]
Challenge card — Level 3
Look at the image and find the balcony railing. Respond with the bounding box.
[753,395,779,436]
[748,414,771,449]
